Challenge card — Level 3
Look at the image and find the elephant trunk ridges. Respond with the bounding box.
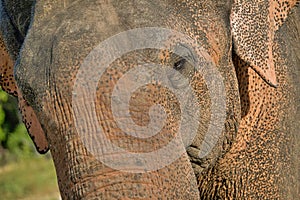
[198,7,300,199]
[49,136,199,199]
[41,50,200,199]
[4,0,298,198]
[13,0,241,199]
[25,1,204,198]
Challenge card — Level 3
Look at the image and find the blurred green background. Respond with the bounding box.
[0,89,60,200]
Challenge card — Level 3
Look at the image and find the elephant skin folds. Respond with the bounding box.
[0,0,299,199]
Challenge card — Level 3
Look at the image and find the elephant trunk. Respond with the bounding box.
[14,0,237,199]
[43,79,200,199]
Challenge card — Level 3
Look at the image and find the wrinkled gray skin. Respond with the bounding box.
[0,0,299,199]
[0,0,34,59]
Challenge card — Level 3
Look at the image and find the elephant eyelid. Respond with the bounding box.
[173,58,186,70]
[172,43,197,67]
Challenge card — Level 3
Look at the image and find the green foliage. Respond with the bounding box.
[0,89,36,163]
[6,124,35,157]
[0,90,8,142]
[0,89,59,199]
[0,156,60,200]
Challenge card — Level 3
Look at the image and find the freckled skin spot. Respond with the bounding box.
[0,38,17,96]
[231,0,299,87]
[0,35,49,153]
[0,0,299,199]
[198,2,299,199]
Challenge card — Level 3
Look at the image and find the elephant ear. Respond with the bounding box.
[231,0,299,87]
[0,36,49,154]
[17,95,49,154]
[0,37,18,96]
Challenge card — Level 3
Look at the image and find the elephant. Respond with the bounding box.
[0,0,299,199]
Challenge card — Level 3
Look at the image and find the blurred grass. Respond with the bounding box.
[0,155,60,200]
[0,89,60,199]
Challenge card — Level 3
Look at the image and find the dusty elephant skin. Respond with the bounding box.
[0,0,299,199]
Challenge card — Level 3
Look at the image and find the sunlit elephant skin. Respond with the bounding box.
[0,0,299,199]
[198,7,300,199]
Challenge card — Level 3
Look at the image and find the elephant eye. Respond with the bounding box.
[168,43,196,86]
[171,43,196,70]
[173,58,186,71]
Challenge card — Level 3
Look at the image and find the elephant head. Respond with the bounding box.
[0,0,299,199]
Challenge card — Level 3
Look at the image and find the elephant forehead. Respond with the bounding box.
[14,0,240,170]
[15,0,230,96]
